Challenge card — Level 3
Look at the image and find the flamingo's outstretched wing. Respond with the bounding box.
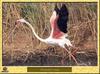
[50,4,69,38]
[57,4,69,33]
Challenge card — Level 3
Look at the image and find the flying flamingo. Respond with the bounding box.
[17,4,78,65]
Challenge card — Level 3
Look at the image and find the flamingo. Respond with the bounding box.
[17,4,78,65]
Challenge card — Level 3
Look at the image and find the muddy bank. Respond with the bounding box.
[3,49,97,66]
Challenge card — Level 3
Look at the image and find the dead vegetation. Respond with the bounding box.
[2,3,97,66]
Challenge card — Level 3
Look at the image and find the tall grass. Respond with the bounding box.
[2,3,97,65]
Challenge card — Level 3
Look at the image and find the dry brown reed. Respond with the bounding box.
[2,3,97,66]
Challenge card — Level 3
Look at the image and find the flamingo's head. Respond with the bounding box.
[17,19,26,23]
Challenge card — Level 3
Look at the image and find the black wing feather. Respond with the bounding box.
[54,4,60,14]
[57,4,69,33]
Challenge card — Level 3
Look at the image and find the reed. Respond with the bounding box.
[2,3,97,66]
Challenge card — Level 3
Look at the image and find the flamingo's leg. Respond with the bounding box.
[71,46,80,55]
[64,48,79,65]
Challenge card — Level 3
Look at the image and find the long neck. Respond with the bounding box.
[24,21,46,42]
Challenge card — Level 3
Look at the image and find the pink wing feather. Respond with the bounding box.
[50,11,64,39]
